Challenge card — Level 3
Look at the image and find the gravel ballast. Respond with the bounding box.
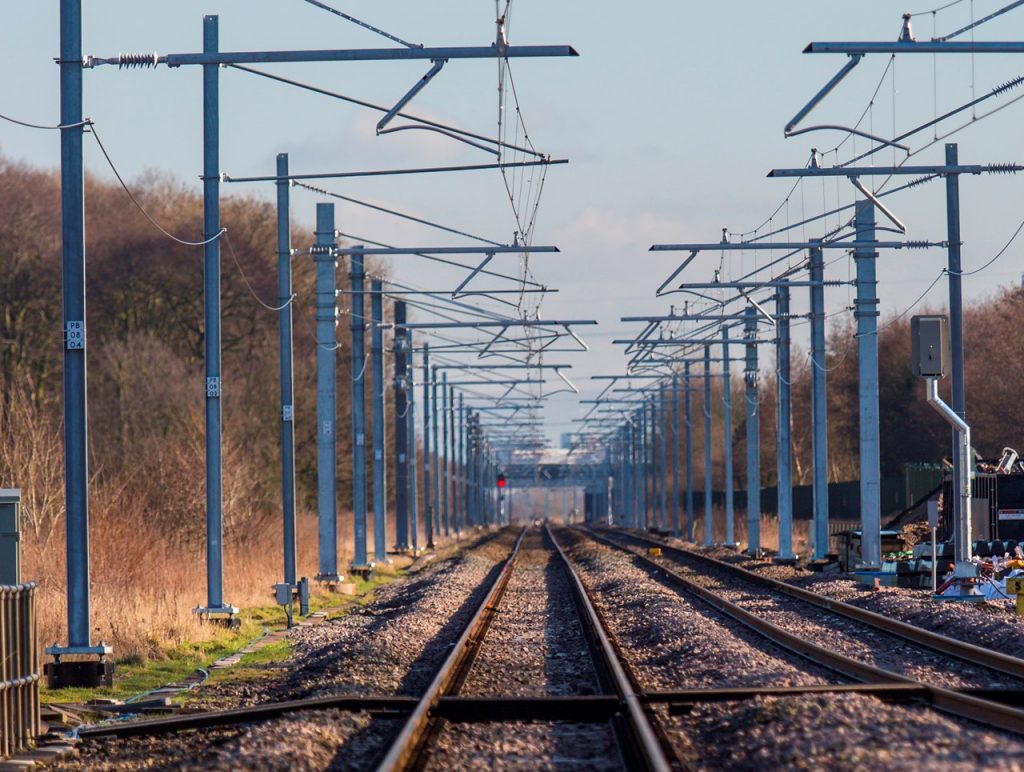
[422,527,619,769]
[55,529,519,771]
[561,527,1024,769]
[423,722,621,771]
[617,536,1024,689]
[459,528,601,698]
[696,539,1024,660]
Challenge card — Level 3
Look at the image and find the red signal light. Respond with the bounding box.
[497,473,506,488]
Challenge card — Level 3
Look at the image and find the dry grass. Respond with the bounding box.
[22,504,418,661]
[689,507,811,556]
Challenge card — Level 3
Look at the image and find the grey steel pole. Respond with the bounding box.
[276,153,297,586]
[672,374,680,538]
[777,280,794,559]
[313,204,339,581]
[744,308,761,555]
[392,303,409,551]
[457,393,465,535]
[855,200,881,568]
[407,348,419,552]
[350,248,369,570]
[703,344,713,546]
[643,402,651,528]
[452,384,460,536]
[606,446,613,524]
[441,373,450,537]
[615,427,623,525]
[202,14,229,612]
[422,347,435,548]
[615,433,622,523]
[722,326,735,546]
[684,361,694,541]
[431,367,441,537]
[639,406,647,528]
[467,414,476,526]
[481,452,489,524]
[809,241,830,559]
[659,387,668,530]
[634,412,643,527]
[945,143,968,561]
[623,423,631,526]
[370,279,387,563]
[58,0,95,652]
[625,423,634,527]
[646,399,654,528]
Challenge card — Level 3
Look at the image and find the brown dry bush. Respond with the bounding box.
[0,156,401,659]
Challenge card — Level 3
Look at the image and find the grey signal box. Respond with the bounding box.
[911,315,950,379]
[0,489,21,585]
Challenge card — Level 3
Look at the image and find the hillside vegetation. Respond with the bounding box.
[0,156,390,656]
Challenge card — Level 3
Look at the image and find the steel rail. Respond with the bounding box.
[70,683,1024,740]
[377,526,528,771]
[77,695,417,739]
[388,525,672,771]
[644,684,1024,711]
[73,694,629,740]
[604,527,1024,680]
[545,524,673,772]
[581,527,1024,737]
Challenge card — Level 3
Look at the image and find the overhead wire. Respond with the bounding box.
[937,0,1024,40]
[292,180,505,246]
[226,64,543,158]
[331,230,545,289]
[0,112,90,131]
[88,124,224,247]
[955,212,1024,275]
[223,231,297,312]
[299,0,420,48]
[855,268,947,338]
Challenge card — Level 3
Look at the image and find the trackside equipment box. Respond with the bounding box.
[0,489,20,584]
[911,315,950,378]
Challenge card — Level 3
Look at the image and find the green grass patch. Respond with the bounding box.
[41,568,405,706]
[41,620,263,705]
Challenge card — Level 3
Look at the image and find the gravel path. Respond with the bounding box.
[607,530,1024,689]
[560,527,1024,769]
[53,529,519,771]
[697,541,1024,662]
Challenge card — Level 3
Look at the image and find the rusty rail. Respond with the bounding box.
[1,582,40,759]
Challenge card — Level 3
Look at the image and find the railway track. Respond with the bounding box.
[579,525,1024,738]
[379,523,671,771]
[71,522,1024,769]
[75,525,675,770]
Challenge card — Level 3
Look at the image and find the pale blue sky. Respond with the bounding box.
[3,2,1023,439]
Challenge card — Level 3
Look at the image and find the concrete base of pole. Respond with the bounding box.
[348,564,375,580]
[314,573,343,589]
[44,659,114,689]
[192,606,241,629]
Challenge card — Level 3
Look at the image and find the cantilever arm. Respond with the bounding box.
[850,177,907,234]
[784,53,862,134]
[452,252,496,297]
[377,59,445,132]
[654,250,698,296]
